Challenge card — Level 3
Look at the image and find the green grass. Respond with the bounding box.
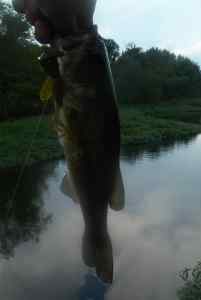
[120,99,201,146]
[136,98,201,123]
[0,116,63,168]
[0,98,201,168]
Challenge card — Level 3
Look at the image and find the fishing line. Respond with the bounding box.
[7,102,48,219]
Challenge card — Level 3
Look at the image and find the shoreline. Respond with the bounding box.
[0,103,201,169]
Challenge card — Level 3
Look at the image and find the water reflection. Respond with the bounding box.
[0,163,53,258]
[1,135,201,300]
[121,136,197,161]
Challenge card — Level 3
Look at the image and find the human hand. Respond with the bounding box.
[12,0,97,44]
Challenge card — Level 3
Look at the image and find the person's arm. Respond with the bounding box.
[12,0,97,43]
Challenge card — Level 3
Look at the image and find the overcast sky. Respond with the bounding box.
[94,0,201,65]
[6,0,201,64]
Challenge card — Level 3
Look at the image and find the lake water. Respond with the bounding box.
[1,135,201,300]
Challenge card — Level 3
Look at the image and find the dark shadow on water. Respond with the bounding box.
[0,162,56,259]
[121,135,197,161]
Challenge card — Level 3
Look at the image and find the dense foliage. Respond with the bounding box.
[178,262,201,300]
[0,1,44,120]
[1,1,201,120]
[113,45,201,104]
[104,38,120,62]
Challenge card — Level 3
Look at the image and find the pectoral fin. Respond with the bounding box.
[110,168,125,211]
[60,173,79,203]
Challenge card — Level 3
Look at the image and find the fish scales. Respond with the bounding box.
[57,34,120,212]
[53,34,124,282]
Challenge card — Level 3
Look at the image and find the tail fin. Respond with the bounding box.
[82,232,113,284]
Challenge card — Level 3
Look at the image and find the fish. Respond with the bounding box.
[56,106,125,212]
[13,0,125,284]
[53,33,125,283]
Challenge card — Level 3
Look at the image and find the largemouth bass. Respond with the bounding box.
[13,0,125,284]
[53,33,125,283]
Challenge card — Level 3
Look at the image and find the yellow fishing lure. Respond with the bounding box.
[40,77,54,103]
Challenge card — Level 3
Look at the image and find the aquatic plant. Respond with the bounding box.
[178,262,201,300]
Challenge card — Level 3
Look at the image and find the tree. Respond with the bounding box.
[0,0,44,120]
[0,0,30,44]
[104,38,120,62]
[112,44,201,104]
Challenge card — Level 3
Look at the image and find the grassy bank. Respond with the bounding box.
[0,116,63,168]
[120,98,201,146]
[0,98,201,168]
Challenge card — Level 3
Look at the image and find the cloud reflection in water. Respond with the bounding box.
[1,136,201,300]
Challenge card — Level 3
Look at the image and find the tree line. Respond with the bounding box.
[0,1,201,120]
[0,1,44,120]
[112,44,201,104]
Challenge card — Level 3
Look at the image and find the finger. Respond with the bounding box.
[34,19,53,44]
